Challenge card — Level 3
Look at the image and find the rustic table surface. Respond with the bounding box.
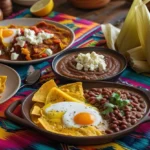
[12,0,133,27]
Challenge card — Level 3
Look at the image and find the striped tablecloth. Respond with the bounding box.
[0,9,150,150]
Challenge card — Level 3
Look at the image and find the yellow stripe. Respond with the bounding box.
[0,127,12,139]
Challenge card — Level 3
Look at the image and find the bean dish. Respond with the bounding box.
[84,87,146,134]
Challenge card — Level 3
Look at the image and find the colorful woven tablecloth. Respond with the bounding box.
[0,9,150,150]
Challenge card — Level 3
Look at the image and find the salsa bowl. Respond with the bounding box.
[5,82,150,145]
[52,47,127,82]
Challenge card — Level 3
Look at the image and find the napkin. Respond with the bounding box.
[101,0,150,73]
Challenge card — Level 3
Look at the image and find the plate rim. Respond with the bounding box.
[0,18,75,65]
[0,63,21,104]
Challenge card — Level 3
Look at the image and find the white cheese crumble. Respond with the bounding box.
[75,51,107,71]
[45,48,53,56]
[11,52,19,60]
[16,29,21,35]
[15,29,54,47]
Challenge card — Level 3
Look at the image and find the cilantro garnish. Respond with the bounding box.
[102,103,115,115]
[96,94,103,101]
[102,107,113,115]
[102,92,131,115]
[110,92,130,108]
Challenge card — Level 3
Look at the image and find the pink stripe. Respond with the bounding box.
[121,77,150,90]
[7,9,27,19]
[0,139,22,148]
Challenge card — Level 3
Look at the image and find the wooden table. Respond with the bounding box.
[12,0,132,27]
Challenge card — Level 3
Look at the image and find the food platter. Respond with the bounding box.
[0,64,21,104]
[0,18,75,65]
[5,81,150,145]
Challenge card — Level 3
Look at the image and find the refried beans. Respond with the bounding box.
[57,52,122,80]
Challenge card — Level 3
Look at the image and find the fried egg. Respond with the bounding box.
[0,29,20,47]
[44,102,103,128]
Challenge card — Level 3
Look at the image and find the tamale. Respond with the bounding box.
[101,24,120,50]
[127,46,146,61]
[135,0,150,65]
[115,0,142,53]
[130,59,150,73]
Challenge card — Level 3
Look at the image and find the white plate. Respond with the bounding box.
[13,0,39,6]
[0,64,21,104]
[0,18,75,65]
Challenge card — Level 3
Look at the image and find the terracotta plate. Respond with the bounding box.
[0,64,21,103]
[5,82,150,145]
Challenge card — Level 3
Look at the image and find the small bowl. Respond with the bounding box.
[52,47,127,82]
[67,0,110,9]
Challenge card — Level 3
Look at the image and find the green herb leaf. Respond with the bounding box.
[102,107,113,115]
[104,103,115,108]
[110,92,130,108]
[112,92,120,99]
[96,94,103,101]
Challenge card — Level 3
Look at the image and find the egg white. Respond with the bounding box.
[0,29,20,46]
[44,102,102,128]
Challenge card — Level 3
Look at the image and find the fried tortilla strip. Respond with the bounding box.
[45,87,83,104]
[31,115,40,124]
[0,76,7,94]
[32,79,57,103]
[30,105,41,116]
[59,82,84,95]
[38,117,52,131]
[59,82,85,101]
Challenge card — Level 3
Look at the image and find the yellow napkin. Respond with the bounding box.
[101,0,150,73]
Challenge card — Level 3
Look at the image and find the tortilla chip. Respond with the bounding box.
[45,87,83,104]
[0,76,7,94]
[38,117,52,131]
[59,82,84,95]
[30,105,41,116]
[59,82,85,101]
[64,92,85,101]
[31,115,40,124]
[32,79,57,103]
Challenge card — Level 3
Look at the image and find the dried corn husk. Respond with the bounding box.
[126,46,146,61]
[130,60,150,73]
[135,1,150,65]
[101,0,150,73]
[101,24,120,50]
[115,0,142,53]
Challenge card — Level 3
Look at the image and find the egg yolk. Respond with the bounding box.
[74,112,95,125]
[2,30,14,38]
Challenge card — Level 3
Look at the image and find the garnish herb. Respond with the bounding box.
[96,94,103,101]
[102,107,113,115]
[102,103,115,115]
[102,92,131,115]
[110,92,130,108]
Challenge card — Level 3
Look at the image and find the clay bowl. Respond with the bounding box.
[52,47,127,82]
[5,82,150,145]
[67,0,111,9]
